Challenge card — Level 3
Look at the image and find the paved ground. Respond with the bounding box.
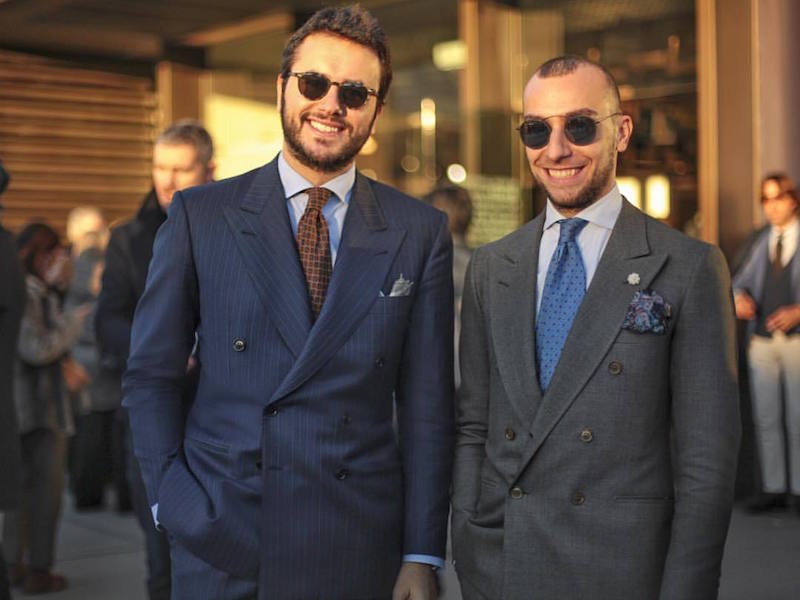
[9,498,800,599]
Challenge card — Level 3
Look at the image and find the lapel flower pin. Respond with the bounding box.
[626,272,640,285]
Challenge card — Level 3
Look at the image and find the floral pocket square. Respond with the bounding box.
[622,289,672,334]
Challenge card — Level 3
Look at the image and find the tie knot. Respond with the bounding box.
[306,187,331,212]
[557,218,588,244]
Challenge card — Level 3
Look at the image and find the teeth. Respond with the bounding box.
[548,168,581,178]
[309,120,340,133]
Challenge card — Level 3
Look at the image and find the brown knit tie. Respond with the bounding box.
[297,187,332,319]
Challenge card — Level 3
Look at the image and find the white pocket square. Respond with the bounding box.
[380,274,414,297]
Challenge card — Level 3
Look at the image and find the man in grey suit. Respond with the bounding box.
[452,55,741,599]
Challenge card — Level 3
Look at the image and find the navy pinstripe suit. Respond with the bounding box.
[123,158,455,599]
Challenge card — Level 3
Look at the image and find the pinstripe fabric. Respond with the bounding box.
[123,158,454,599]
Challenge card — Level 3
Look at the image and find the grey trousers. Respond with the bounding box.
[748,334,800,494]
[2,428,66,571]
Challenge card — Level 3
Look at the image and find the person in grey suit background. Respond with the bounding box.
[451,55,741,599]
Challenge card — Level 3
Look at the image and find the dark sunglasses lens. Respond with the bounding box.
[298,73,330,100]
[565,116,597,145]
[338,83,369,108]
[519,120,550,148]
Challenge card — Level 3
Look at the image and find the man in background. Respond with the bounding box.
[95,120,214,600]
[0,162,26,600]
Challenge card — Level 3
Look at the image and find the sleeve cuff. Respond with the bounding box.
[402,554,445,570]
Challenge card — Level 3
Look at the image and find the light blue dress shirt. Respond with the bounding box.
[537,185,623,314]
[154,153,444,570]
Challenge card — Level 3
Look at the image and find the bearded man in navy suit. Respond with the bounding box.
[123,6,454,599]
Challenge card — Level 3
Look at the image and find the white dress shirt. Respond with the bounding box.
[537,185,623,313]
[770,218,799,267]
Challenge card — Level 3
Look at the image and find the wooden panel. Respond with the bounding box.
[0,50,156,238]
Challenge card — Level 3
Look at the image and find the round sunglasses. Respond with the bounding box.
[289,71,378,110]
[517,112,621,149]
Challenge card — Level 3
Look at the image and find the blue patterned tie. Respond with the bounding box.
[536,218,589,391]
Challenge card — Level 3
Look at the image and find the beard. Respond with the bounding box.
[535,144,617,212]
[280,89,376,174]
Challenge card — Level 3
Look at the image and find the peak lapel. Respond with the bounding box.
[221,160,312,358]
[521,202,667,467]
[489,215,545,429]
[270,173,405,402]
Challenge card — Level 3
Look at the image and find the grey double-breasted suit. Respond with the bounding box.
[452,200,741,599]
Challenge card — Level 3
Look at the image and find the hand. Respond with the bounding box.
[62,357,91,393]
[766,304,800,333]
[392,562,438,600]
[734,292,757,320]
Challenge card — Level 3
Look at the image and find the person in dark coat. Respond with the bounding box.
[0,163,26,600]
[95,119,214,600]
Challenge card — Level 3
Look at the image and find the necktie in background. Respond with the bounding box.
[772,233,784,274]
[536,218,589,391]
[297,187,332,319]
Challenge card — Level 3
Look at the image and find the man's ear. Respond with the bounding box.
[276,75,284,112]
[205,160,216,183]
[370,103,383,136]
[616,114,633,153]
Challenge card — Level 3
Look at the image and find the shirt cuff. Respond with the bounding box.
[150,503,163,531]
[402,554,445,570]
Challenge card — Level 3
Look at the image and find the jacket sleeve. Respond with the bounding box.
[122,191,198,505]
[660,244,741,600]
[394,212,455,560]
[451,248,490,522]
[95,227,138,362]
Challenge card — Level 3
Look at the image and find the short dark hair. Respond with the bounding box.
[534,55,621,110]
[156,119,214,166]
[280,5,392,105]
[424,185,473,235]
[761,171,798,208]
[16,221,60,275]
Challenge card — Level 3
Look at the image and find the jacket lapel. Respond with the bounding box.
[269,173,405,403]
[221,159,312,359]
[519,201,668,471]
[489,215,544,429]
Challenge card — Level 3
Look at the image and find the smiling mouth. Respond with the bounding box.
[546,167,584,179]
[307,117,345,134]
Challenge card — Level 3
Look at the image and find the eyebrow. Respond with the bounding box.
[522,108,600,120]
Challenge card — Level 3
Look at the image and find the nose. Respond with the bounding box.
[318,83,345,114]
[543,121,572,162]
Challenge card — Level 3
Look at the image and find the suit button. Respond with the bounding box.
[505,427,516,441]
[233,338,246,352]
[335,468,350,480]
[579,428,593,443]
[571,491,586,505]
[374,357,385,369]
[510,486,524,499]
[266,407,278,417]
[341,414,352,425]
[255,460,262,470]
[608,360,622,375]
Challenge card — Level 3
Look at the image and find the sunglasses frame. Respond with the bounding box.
[517,112,622,149]
[288,71,379,109]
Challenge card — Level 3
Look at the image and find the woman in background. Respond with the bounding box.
[4,222,88,594]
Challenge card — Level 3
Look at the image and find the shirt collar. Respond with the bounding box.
[771,217,799,239]
[543,183,623,231]
[277,152,355,204]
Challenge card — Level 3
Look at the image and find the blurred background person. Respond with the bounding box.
[95,119,214,600]
[733,172,800,513]
[4,222,89,594]
[0,162,26,600]
[63,207,121,511]
[424,185,473,388]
